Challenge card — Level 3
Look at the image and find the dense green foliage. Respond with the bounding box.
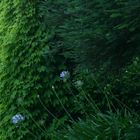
[55,112,140,140]
[0,0,140,139]
[39,0,140,111]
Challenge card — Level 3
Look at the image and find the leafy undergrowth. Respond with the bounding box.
[54,112,140,140]
[0,0,140,139]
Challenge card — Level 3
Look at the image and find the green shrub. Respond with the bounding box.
[0,1,82,139]
[39,0,140,111]
[0,0,140,139]
[111,57,140,111]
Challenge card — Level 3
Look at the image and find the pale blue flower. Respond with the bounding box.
[60,71,70,81]
[12,114,25,124]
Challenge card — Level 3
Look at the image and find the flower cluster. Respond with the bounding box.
[60,71,70,81]
[12,114,25,124]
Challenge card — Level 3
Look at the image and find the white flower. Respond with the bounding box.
[75,80,83,88]
[52,85,55,89]
[136,100,139,103]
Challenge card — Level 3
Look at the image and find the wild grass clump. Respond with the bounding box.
[54,112,140,140]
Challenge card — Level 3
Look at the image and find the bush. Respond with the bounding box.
[0,1,81,139]
[0,0,140,139]
[38,0,140,112]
